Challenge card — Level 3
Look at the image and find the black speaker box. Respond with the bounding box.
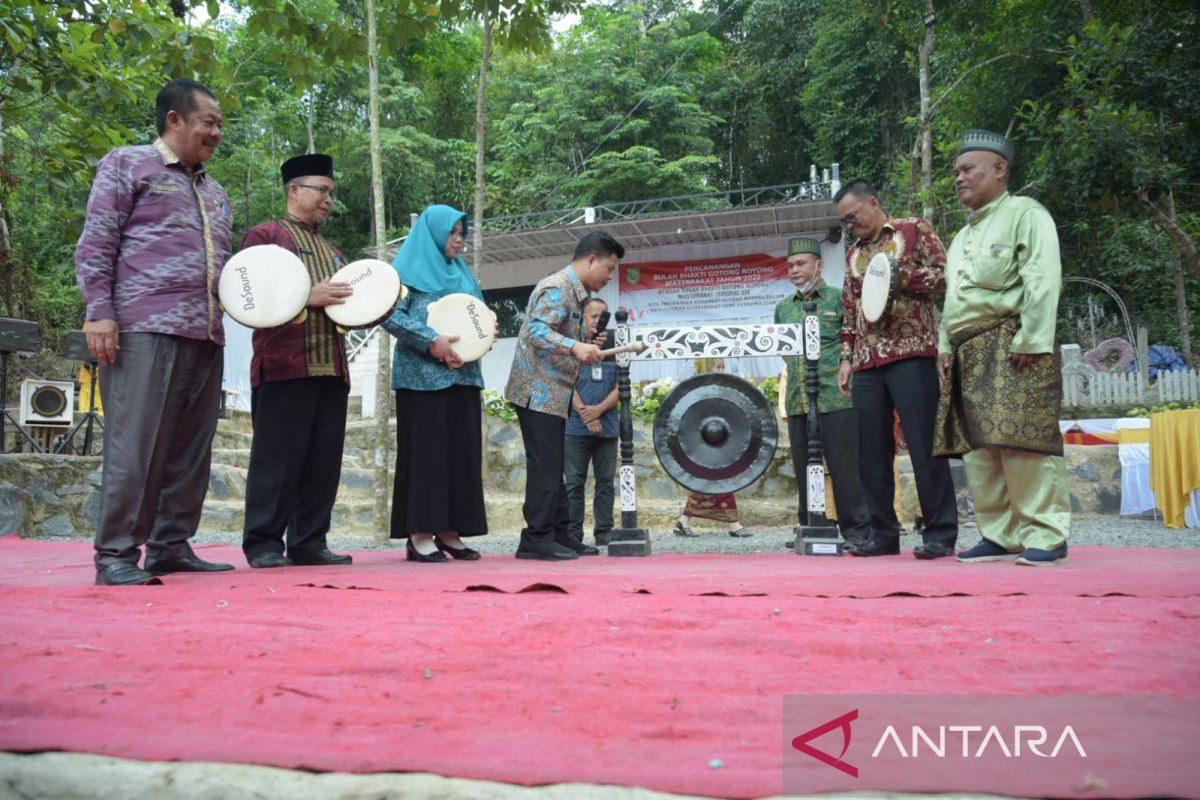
[0,318,40,354]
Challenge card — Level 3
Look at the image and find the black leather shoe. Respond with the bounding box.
[95,562,162,586]
[842,537,869,553]
[849,538,901,557]
[290,548,353,566]
[595,532,611,547]
[913,541,955,560]
[558,538,600,556]
[144,554,235,575]
[407,538,448,563]
[435,539,481,560]
[515,541,579,561]
[248,552,294,569]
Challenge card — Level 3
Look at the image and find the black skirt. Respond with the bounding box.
[390,385,488,538]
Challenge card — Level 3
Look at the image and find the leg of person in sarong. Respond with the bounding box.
[999,449,1070,551]
[963,448,1023,551]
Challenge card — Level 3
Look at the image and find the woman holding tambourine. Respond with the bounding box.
[381,205,494,562]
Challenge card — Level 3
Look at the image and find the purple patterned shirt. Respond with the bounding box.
[75,138,233,344]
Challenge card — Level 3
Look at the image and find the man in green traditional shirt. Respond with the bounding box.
[775,237,870,550]
[934,129,1071,566]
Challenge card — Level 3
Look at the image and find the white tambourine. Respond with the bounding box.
[426,293,498,362]
[860,252,898,323]
[324,259,405,329]
[219,245,311,328]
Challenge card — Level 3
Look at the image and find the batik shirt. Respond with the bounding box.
[504,265,588,418]
[775,282,851,415]
[382,287,484,392]
[239,215,349,388]
[75,138,233,343]
[840,217,946,371]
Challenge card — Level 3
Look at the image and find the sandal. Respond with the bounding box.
[673,520,699,537]
[728,525,753,538]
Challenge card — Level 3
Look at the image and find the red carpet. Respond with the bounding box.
[1,536,1198,797]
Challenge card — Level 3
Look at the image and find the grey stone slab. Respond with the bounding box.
[1070,460,1101,482]
[0,486,29,535]
[38,514,77,537]
[488,425,517,446]
[82,490,103,528]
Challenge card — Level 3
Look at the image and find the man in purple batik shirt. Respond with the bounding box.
[74,78,236,585]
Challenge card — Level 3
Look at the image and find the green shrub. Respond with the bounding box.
[482,389,517,422]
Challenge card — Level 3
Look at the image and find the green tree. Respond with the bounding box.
[1022,9,1199,362]
[486,1,725,214]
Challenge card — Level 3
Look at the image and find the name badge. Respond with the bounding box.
[591,366,603,381]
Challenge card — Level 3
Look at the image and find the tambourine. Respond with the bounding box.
[324,259,405,329]
[219,245,311,328]
[860,252,898,323]
[426,293,498,362]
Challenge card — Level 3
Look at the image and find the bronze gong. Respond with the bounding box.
[652,372,778,495]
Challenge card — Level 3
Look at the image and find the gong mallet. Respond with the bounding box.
[597,341,646,359]
[794,301,842,556]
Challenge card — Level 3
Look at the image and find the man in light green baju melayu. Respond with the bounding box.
[934,129,1071,566]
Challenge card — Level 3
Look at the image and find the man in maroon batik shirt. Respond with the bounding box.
[834,180,959,560]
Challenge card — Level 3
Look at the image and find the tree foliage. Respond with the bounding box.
[2,0,1197,364]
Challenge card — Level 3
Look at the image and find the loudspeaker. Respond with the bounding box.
[0,318,40,354]
[19,379,74,425]
[65,331,95,363]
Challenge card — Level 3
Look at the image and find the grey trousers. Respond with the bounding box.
[94,333,222,568]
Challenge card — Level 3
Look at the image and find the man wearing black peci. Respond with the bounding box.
[238,154,355,569]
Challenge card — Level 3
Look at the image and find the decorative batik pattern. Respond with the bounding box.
[934,317,1064,457]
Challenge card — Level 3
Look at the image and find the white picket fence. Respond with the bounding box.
[1061,344,1200,408]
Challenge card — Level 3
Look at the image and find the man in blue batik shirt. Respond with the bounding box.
[505,232,624,561]
[564,298,619,549]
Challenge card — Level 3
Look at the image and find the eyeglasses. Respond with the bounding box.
[448,229,466,240]
[838,198,870,227]
[295,183,336,199]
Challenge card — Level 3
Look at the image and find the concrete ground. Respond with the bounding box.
[191,513,1199,557]
[0,752,1017,800]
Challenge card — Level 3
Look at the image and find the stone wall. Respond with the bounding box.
[0,412,1126,538]
[0,454,103,538]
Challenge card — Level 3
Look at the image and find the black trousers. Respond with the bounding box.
[851,357,957,547]
[788,408,871,540]
[242,376,348,560]
[515,405,569,545]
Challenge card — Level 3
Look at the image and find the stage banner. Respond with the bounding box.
[618,253,791,325]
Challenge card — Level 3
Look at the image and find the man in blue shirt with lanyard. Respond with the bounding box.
[564,298,619,548]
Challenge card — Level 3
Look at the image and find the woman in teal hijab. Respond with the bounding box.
[381,205,490,562]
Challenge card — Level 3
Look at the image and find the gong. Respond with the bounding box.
[652,372,778,495]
